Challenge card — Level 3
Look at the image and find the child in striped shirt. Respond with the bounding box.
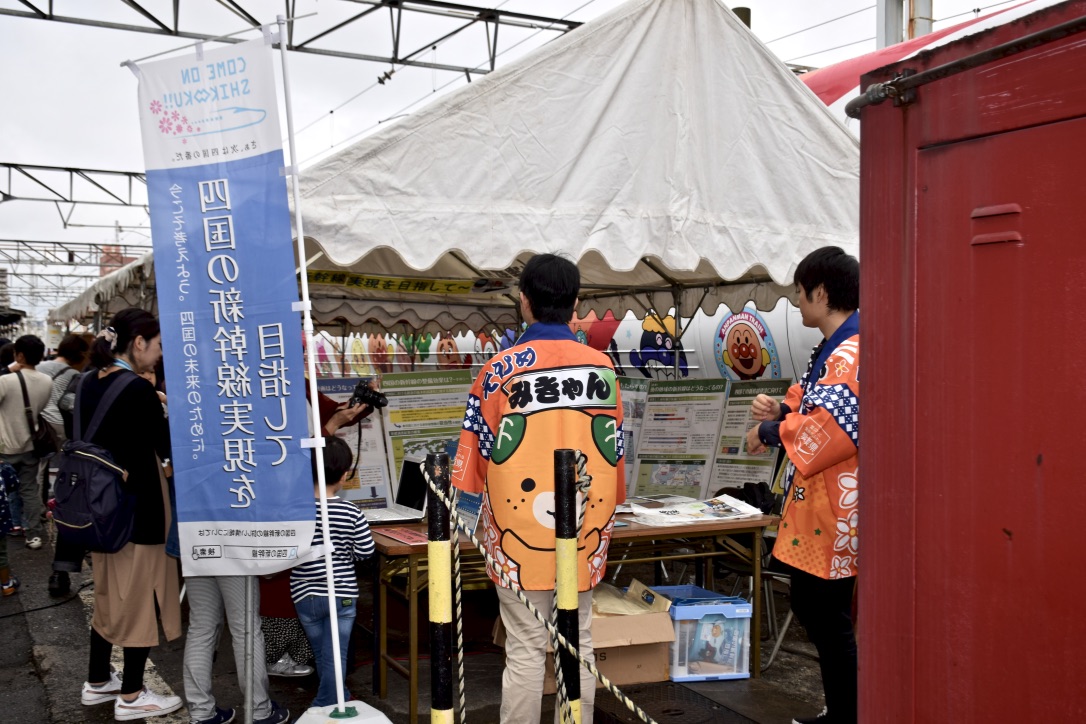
[290,436,375,708]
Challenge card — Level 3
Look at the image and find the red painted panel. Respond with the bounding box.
[857,100,917,723]
[860,2,1086,720]
[913,119,1086,720]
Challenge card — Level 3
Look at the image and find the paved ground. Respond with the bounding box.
[1,528,824,724]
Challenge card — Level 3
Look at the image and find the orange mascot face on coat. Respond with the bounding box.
[486,406,619,590]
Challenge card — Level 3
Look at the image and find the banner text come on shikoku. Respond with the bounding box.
[135,37,314,576]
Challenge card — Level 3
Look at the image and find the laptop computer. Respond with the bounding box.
[364,453,428,524]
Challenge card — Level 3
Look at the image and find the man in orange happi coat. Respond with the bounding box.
[746,246,860,724]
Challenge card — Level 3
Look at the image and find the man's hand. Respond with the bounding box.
[746,424,767,456]
[325,403,369,435]
[750,393,781,422]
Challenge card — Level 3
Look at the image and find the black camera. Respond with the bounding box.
[349,380,388,409]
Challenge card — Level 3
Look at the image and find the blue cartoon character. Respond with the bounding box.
[629,314,688,379]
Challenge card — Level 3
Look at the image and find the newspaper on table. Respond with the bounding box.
[615,493,697,514]
[628,494,762,527]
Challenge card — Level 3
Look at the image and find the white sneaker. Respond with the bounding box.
[267,652,314,678]
[113,688,183,721]
[82,670,123,705]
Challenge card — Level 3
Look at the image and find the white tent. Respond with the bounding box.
[48,249,520,334]
[297,0,859,320]
[52,0,859,331]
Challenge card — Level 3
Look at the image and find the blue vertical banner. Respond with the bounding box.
[135,37,314,576]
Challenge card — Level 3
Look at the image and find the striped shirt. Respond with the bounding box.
[290,497,375,602]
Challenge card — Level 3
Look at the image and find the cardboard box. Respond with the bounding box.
[493,602,675,694]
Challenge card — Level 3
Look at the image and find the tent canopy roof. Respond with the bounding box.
[52,0,861,330]
[297,0,859,317]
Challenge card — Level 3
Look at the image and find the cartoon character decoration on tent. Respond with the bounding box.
[368,335,393,373]
[570,310,626,376]
[436,333,472,370]
[714,309,781,381]
[629,314,688,379]
[347,335,375,376]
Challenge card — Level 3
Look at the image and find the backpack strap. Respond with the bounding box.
[73,370,139,443]
[15,370,38,434]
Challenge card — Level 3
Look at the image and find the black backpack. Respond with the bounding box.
[57,370,82,441]
[52,371,139,553]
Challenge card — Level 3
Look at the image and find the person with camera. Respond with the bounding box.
[0,335,53,550]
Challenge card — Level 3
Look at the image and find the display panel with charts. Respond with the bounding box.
[316,377,391,508]
[708,378,790,493]
[380,370,473,489]
[617,376,649,496]
[632,379,730,499]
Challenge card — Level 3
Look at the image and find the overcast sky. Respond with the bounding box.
[0,0,1022,317]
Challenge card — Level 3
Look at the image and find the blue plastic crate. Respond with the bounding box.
[652,585,752,681]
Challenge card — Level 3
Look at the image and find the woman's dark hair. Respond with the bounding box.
[312,436,354,486]
[57,333,90,366]
[89,307,161,369]
[518,253,580,324]
[794,246,860,312]
[0,342,15,368]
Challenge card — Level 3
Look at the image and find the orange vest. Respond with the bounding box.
[453,338,625,591]
[772,334,859,580]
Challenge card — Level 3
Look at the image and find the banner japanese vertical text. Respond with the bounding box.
[136,38,314,576]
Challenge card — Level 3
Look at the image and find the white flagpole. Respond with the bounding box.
[276,14,350,716]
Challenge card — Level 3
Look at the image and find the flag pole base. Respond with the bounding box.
[295,701,391,723]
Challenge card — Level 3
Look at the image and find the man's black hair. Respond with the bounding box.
[14,335,45,366]
[57,333,90,366]
[313,435,354,486]
[0,343,14,368]
[794,246,859,312]
[518,253,580,324]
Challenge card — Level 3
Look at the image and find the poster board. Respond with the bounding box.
[632,379,730,499]
[708,379,790,494]
[380,370,472,495]
[618,376,649,496]
[316,378,391,509]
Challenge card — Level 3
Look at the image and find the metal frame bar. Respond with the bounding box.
[0,0,580,76]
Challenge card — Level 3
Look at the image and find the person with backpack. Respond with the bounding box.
[75,308,184,721]
[36,334,91,596]
[0,335,53,550]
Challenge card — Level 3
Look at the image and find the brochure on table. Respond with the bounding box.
[617,376,649,495]
[380,370,473,496]
[627,494,762,527]
[632,379,730,499]
[316,378,391,508]
[708,379,791,493]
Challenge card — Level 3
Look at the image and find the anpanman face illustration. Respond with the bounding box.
[727,323,763,375]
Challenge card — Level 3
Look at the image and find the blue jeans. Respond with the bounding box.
[295,595,356,707]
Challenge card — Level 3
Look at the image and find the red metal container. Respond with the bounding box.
[858,3,1086,721]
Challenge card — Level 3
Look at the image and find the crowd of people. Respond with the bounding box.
[1,309,378,723]
[2,246,860,724]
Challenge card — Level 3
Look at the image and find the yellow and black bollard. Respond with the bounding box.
[426,453,455,724]
[554,449,582,724]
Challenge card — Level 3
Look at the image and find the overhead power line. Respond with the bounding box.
[764,5,876,45]
[936,0,1017,24]
[784,36,876,64]
[301,0,601,166]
